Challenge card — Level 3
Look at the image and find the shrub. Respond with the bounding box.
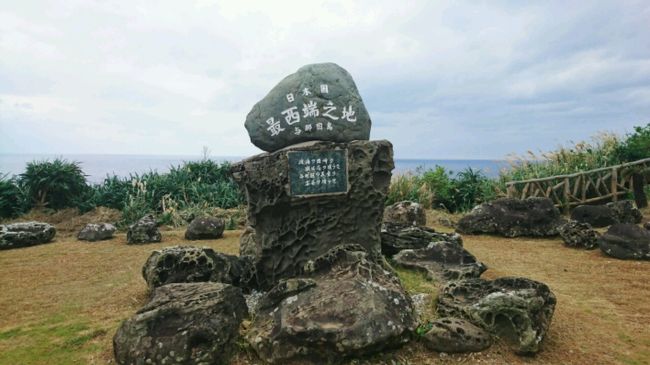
[615,123,650,162]
[19,159,90,210]
[387,166,498,213]
[0,174,27,218]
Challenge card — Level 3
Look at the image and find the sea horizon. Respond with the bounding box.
[0,153,512,183]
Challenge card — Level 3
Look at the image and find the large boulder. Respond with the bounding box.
[0,222,56,250]
[421,317,492,353]
[381,222,463,257]
[113,282,247,365]
[558,220,599,250]
[607,200,643,224]
[244,63,371,152]
[246,245,416,363]
[570,205,617,228]
[437,277,556,354]
[142,246,253,290]
[231,140,394,290]
[598,223,650,260]
[77,223,116,242]
[392,241,486,283]
[384,201,426,226]
[126,215,161,244]
[456,197,565,237]
[184,216,225,240]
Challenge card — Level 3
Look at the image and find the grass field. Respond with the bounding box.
[1,217,649,364]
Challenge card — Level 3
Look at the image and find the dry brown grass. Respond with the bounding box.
[1,215,649,364]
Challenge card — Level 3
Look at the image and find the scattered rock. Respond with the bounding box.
[142,245,251,290]
[126,215,161,244]
[113,282,247,365]
[607,200,643,224]
[437,277,556,354]
[558,220,599,249]
[0,222,56,250]
[393,241,486,283]
[384,201,427,226]
[184,216,225,240]
[244,63,371,152]
[77,223,116,242]
[246,245,416,363]
[644,222,650,231]
[570,205,617,228]
[456,197,566,237]
[422,317,492,353]
[381,222,463,257]
[598,223,650,260]
[232,140,394,290]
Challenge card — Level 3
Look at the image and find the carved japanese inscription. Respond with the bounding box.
[288,149,349,197]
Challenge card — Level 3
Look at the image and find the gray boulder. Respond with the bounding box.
[77,223,116,242]
[246,244,416,363]
[0,222,56,250]
[232,140,394,290]
[126,215,161,244]
[422,317,492,353]
[607,200,643,224]
[570,204,617,228]
[381,222,463,257]
[558,220,599,249]
[456,197,566,237]
[113,282,247,365]
[244,63,371,152]
[437,277,556,354]
[598,223,650,260]
[184,216,225,240]
[393,241,486,283]
[384,201,426,226]
[142,245,253,290]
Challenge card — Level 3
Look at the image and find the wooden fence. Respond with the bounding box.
[505,157,650,210]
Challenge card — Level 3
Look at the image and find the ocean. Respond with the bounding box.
[0,154,510,184]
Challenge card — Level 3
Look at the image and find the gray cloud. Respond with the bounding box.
[0,0,648,158]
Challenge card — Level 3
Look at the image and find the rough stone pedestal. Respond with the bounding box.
[232,139,393,290]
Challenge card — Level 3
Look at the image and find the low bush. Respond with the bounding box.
[0,174,27,218]
[386,166,498,213]
[19,159,90,210]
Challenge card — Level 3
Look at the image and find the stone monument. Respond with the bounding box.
[233,62,394,290]
[234,63,416,362]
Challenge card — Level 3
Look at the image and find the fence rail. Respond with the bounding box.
[505,157,650,210]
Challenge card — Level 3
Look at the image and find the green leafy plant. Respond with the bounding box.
[615,123,650,162]
[18,159,90,210]
[0,174,27,218]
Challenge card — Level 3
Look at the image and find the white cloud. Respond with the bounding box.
[0,0,649,159]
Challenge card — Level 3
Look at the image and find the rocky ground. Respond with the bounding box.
[0,210,649,364]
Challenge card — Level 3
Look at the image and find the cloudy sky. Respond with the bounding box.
[1,1,649,159]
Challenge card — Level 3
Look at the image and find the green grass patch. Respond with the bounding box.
[0,313,107,365]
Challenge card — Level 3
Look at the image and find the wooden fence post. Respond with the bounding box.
[611,167,618,202]
[563,177,570,214]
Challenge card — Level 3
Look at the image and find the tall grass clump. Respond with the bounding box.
[499,132,622,183]
[0,174,27,218]
[89,160,243,227]
[19,159,90,210]
[386,166,498,213]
